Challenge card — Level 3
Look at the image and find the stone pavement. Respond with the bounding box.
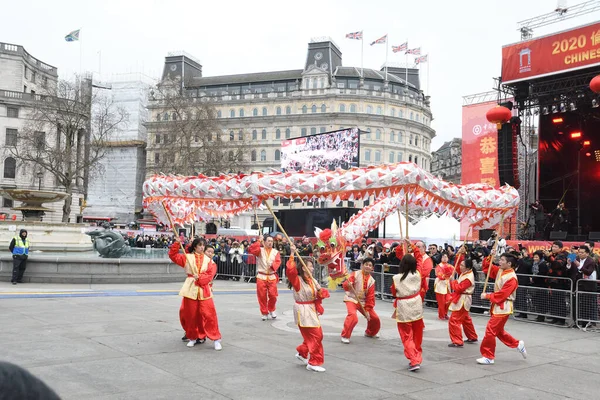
[1,280,599,400]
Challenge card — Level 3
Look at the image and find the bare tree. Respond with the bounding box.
[147,79,248,176]
[9,76,128,222]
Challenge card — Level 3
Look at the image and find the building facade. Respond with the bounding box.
[0,42,83,222]
[85,74,153,224]
[146,39,435,229]
[430,138,462,184]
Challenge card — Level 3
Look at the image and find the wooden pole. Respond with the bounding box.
[397,208,406,253]
[254,207,261,237]
[405,192,409,240]
[483,216,504,293]
[161,202,186,254]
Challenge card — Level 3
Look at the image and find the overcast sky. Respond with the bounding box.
[1,0,598,149]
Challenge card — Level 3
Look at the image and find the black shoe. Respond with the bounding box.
[11,282,17,285]
[552,319,565,326]
[448,343,463,348]
[465,338,478,344]
[516,313,528,319]
[181,335,188,342]
[195,338,206,344]
[536,316,545,322]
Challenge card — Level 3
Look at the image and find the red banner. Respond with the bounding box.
[502,22,600,84]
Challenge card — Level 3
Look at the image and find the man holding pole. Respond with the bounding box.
[248,235,281,321]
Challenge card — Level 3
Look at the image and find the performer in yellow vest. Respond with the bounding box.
[169,238,222,350]
[248,236,282,320]
[447,253,478,347]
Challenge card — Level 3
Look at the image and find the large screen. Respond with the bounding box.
[280,127,360,172]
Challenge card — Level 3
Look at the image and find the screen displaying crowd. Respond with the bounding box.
[280,127,360,172]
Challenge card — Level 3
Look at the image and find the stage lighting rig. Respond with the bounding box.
[571,131,582,139]
[595,149,600,162]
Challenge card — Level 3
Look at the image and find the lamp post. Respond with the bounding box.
[36,171,43,191]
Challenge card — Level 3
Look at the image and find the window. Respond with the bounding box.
[172,112,177,120]
[3,157,16,179]
[390,131,395,142]
[156,113,161,122]
[238,130,243,141]
[285,128,291,139]
[320,127,326,133]
[302,105,307,114]
[229,109,235,118]
[217,110,222,118]
[365,128,371,140]
[275,149,281,161]
[2,197,13,208]
[409,134,413,145]
[390,108,396,117]
[239,108,244,117]
[5,129,17,147]
[375,129,382,140]
[155,133,161,144]
[252,130,257,140]
[261,129,267,140]
[389,152,395,163]
[415,156,418,165]
[365,149,371,161]
[415,136,419,147]
[260,150,266,161]
[253,108,258,116]
[399,110,403,118]
[276,107,281,115]
[42,76,48,87]
[398,131,404,143]
[262,107,267,116]
[301,128,307,137]
[275,129,281,139]
[398,152,403,162]
[34,132,45,150]
[7,107,18,118]
[375,151,381,162]
[339,104,346,112]
[311,105,317,113]
[309,127,315,136]
[410,111,414,120]
[154,153,160,164]
[409,155,412,162]
[229,151,234,161]
[350,104,356,113]
[286,106,291,115]
[230,131,234,141]
[366,105,372,114]
[376,106,382,115]
[321,104,326,113]
[251,150,257,161]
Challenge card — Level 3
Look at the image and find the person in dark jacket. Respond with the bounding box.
[514,249,533,318]
[9,229,29,285]
[0,361,60,399]
[568,245,597,327]
[543,241,570,325]
[530,250,550,322]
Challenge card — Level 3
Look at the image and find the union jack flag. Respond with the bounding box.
[370,34,387,46]
[405,47,421,55]
[415,54,428,64]
[64,29,80,42]
[392,42,408,53]
[346,31,363,40]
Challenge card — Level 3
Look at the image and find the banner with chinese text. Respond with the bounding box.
[502,22,600,84]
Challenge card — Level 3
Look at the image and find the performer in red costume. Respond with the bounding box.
[447,252,478,347]
[169,238,222,350]
[391,240,427,371]
[287,244,330,373]
[477,252,527,364]
[340,257,381,344]
[248,236,282,320]
[434,253,454,320]
[395,241,432,301]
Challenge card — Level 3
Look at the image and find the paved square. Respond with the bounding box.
[1,280,599,399]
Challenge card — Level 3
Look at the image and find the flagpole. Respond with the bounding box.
[427,54,430,95]
[405,38,408,84]
[361,33,364,78]
[385,35,389,81]
[79,31,83,76]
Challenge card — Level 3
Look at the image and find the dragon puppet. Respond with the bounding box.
[314,221,349,290]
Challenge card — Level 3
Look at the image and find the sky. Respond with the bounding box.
[1,0,599,150]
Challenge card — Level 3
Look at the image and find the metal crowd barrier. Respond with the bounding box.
[575,279,600,332]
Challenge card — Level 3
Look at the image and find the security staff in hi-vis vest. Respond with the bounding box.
[9,229,29,285]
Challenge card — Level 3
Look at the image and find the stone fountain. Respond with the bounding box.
[0,188,92,252]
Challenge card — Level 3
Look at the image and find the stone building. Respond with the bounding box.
[430,138,462,183]
[146,38,436,229]
[0,42,84,222]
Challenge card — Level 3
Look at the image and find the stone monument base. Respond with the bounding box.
[0,221,93,252]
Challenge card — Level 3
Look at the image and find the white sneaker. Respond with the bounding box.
[261,314,268,321]
[476,357,494,365]
[364,332,380,338]
[341,337,350,344]
[214,340,222,351]
[295,353,308,365]
[269,311,277,319]
[517,340,527,359]
[306,364,326,372]
[186,339,196,348]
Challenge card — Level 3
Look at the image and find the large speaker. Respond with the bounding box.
[479,229,494,241]
[549,231,568,240]
[588,232,600,241]
[497,116,521,189]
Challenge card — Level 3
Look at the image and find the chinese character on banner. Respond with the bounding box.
[480,157,496,175]
[479,137,497,155]
[591,30,600,46]
[481,177,497,187]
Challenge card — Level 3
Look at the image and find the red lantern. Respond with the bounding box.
[486,105,512,129]
[590,75,600,93]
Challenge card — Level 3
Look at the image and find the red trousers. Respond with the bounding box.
[448,307,478,345]
[436,293,450,319]
[397,319,424,366]
[180,297,221,341]
[256,278,278,315]
[297,326,324,366]
[180,298,205,337]
[341,301,380,338]
[480,314,519,359]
